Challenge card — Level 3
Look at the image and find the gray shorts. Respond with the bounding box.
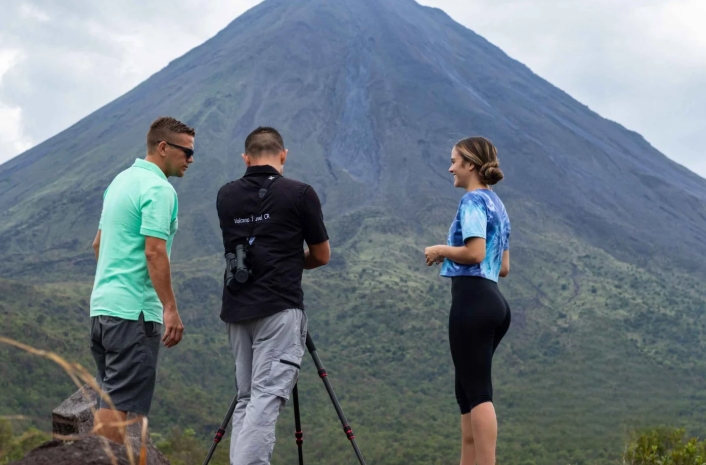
[90,313,161,416]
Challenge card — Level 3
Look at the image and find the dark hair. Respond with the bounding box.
[244,127,285,157]
[147,117,196,153]
[454,136,504,185]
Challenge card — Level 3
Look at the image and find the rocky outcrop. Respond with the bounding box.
[11,385,169,465]
[12,436,138,465]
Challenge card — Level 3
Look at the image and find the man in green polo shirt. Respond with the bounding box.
[89,116,195,443]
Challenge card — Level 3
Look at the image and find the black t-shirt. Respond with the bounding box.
[216,165,329,323]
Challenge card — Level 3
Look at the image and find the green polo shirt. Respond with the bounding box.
[90,158,179,323]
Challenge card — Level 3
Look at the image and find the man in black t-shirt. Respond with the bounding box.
[216,127,330,465]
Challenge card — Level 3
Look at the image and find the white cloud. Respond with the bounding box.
[0,49,21,85]
[0,104,33,156]
[0,49,33,159]
[19,3,51,22]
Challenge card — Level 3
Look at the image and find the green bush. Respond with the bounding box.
[155,426,229,465]
[624,428,706,465]
[0,418,50,464]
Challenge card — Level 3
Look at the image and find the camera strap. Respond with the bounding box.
[246,174,281,244]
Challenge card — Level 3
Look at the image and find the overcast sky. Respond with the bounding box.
[0,0,704,176]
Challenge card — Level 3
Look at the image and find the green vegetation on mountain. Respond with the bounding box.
[0,418,49,464]
[3,205,706,464]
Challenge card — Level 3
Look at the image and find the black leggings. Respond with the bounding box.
[449,276,511,414]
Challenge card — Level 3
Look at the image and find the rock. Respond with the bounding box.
[52,385,99,437]
[11,384,170,465]
[53,385,160,441]
[11,436,136,465]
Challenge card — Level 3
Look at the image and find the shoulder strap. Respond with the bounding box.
[246,175,281,242]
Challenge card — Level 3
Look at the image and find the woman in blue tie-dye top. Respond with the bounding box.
[424,136,511,465]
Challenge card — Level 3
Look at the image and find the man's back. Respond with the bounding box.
[91,158,178,324]
[217,165,328,323]
[217,126,329,465]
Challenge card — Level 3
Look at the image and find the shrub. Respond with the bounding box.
[624,427,706,465]
[0,418,50,464]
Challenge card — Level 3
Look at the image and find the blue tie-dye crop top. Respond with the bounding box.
[440,189,511,282]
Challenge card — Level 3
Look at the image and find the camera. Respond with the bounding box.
[225,244,252,292]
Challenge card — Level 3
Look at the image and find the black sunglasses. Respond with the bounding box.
[164,141,194,158]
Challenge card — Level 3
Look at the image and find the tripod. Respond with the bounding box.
[202,333,367,465]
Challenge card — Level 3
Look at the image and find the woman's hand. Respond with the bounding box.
[425,246,445,266]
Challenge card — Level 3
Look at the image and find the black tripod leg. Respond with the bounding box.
[293,383,304,465]
[305,333,367,465]
[202,394,237,465]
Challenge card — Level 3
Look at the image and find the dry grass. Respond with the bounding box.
[0,336,150,465]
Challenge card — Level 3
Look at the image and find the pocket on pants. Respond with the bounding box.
[143,320,162,340]
[300,311,308,347]
[262,353,301,400]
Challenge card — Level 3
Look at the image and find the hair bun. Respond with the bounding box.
[479,161,504,185]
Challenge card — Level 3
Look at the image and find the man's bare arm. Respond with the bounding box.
[304,240,331,270]
[92,230,101,260]
[145,236,183,348]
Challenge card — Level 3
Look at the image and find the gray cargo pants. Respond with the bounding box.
[228,308,307,465]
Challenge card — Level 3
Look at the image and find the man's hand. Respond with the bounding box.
[162,306,184,348]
